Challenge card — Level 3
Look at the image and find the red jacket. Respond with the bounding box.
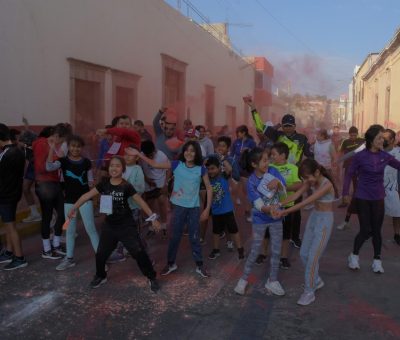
[32,137,59,182]
[104,127,141,159]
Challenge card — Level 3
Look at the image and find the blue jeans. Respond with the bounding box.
[167,205,202,265]
[64,202,99,258]
[300,210,333,293]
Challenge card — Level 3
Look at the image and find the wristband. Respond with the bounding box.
[145,213,159,222]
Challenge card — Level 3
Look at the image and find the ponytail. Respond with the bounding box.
[299,159,334,186]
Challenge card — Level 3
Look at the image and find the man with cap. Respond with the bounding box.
[153,107,182,160]
[243,96,313,165]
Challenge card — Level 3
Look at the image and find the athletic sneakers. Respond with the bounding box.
[22,214,42,223]
[280,258,291,269]
[297,291,315,306]
[290,239,302,249]
[226,241,234,251]
[348,253,360,270]
[53,245,66,256]
[265,279,285,296]
[90,275,107,288]
[315,279,325,291]
[56,257,76,271]
[42,250,62,260]
[0,249,13,264]
[336,222,349,231]
[196,266,210,278]
[255,254,267,265]
[372,259,384,273]
[149,279,160,293]
[208,249,221,260]
[107,251,126,264]
[3,257,28,270]
[234,278,248,295]
[161,263,178,276]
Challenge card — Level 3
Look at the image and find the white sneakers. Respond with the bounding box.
[234,278,285,296]
[336,222,349,231]
[265,279,285,296]
[22,214,41,223]
[348,254,385,273]
[372,259,384,273]
[297,292,315,306]
[348,253,360,270]
[234,278,248,295]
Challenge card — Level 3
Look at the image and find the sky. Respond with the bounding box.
[165,0,400,98]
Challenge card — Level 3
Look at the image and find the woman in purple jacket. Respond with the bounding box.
[343,125,400,273]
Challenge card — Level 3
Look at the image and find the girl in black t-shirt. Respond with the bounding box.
[68,156,161,292]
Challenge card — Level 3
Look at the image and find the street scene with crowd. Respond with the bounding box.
[2,1,400,339]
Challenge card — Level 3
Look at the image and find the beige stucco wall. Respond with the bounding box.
[353,54,378,133]
[0,0,254,128]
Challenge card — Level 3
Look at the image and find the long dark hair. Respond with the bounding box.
[236,125,253,140]
[299,159,334,186]
[178,140,203,166]
[240,147,269,173]
[365,124,384,149]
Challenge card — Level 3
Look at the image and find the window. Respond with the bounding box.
[69,58,106,156]
[112,70,140,119]
[161,54,187,127]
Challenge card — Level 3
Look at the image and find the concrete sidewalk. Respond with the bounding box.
[1,206,400,339]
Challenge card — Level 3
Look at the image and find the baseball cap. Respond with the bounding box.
[281,114,295,126]
[185,129,200,139]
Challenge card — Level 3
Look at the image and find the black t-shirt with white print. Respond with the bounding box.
[95,178,137,225]
[59,157,92,203]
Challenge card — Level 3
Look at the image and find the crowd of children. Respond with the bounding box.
[1,97,400,306]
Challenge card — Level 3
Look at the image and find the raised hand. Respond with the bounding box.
[125,147,139,156]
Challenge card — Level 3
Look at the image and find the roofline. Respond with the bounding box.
[354,52,379,78]
[363,27,400,80]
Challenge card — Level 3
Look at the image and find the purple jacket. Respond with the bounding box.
[343,149,400,200]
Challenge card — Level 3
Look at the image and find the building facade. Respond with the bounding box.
[0,0,255,145]
[353,28,400,133]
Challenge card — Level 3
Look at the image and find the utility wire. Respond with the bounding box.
[255,0,318,56]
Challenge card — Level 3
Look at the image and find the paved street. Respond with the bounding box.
[1,206,400,340]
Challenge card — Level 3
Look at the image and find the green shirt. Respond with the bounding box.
[271,163,300,207]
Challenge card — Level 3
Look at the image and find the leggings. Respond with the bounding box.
[300,210,333,293]
[35,181,65,239]
[64,202,99,258]
[96,222,156,279]
[354,198,385,259]
[242,222,282,282]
